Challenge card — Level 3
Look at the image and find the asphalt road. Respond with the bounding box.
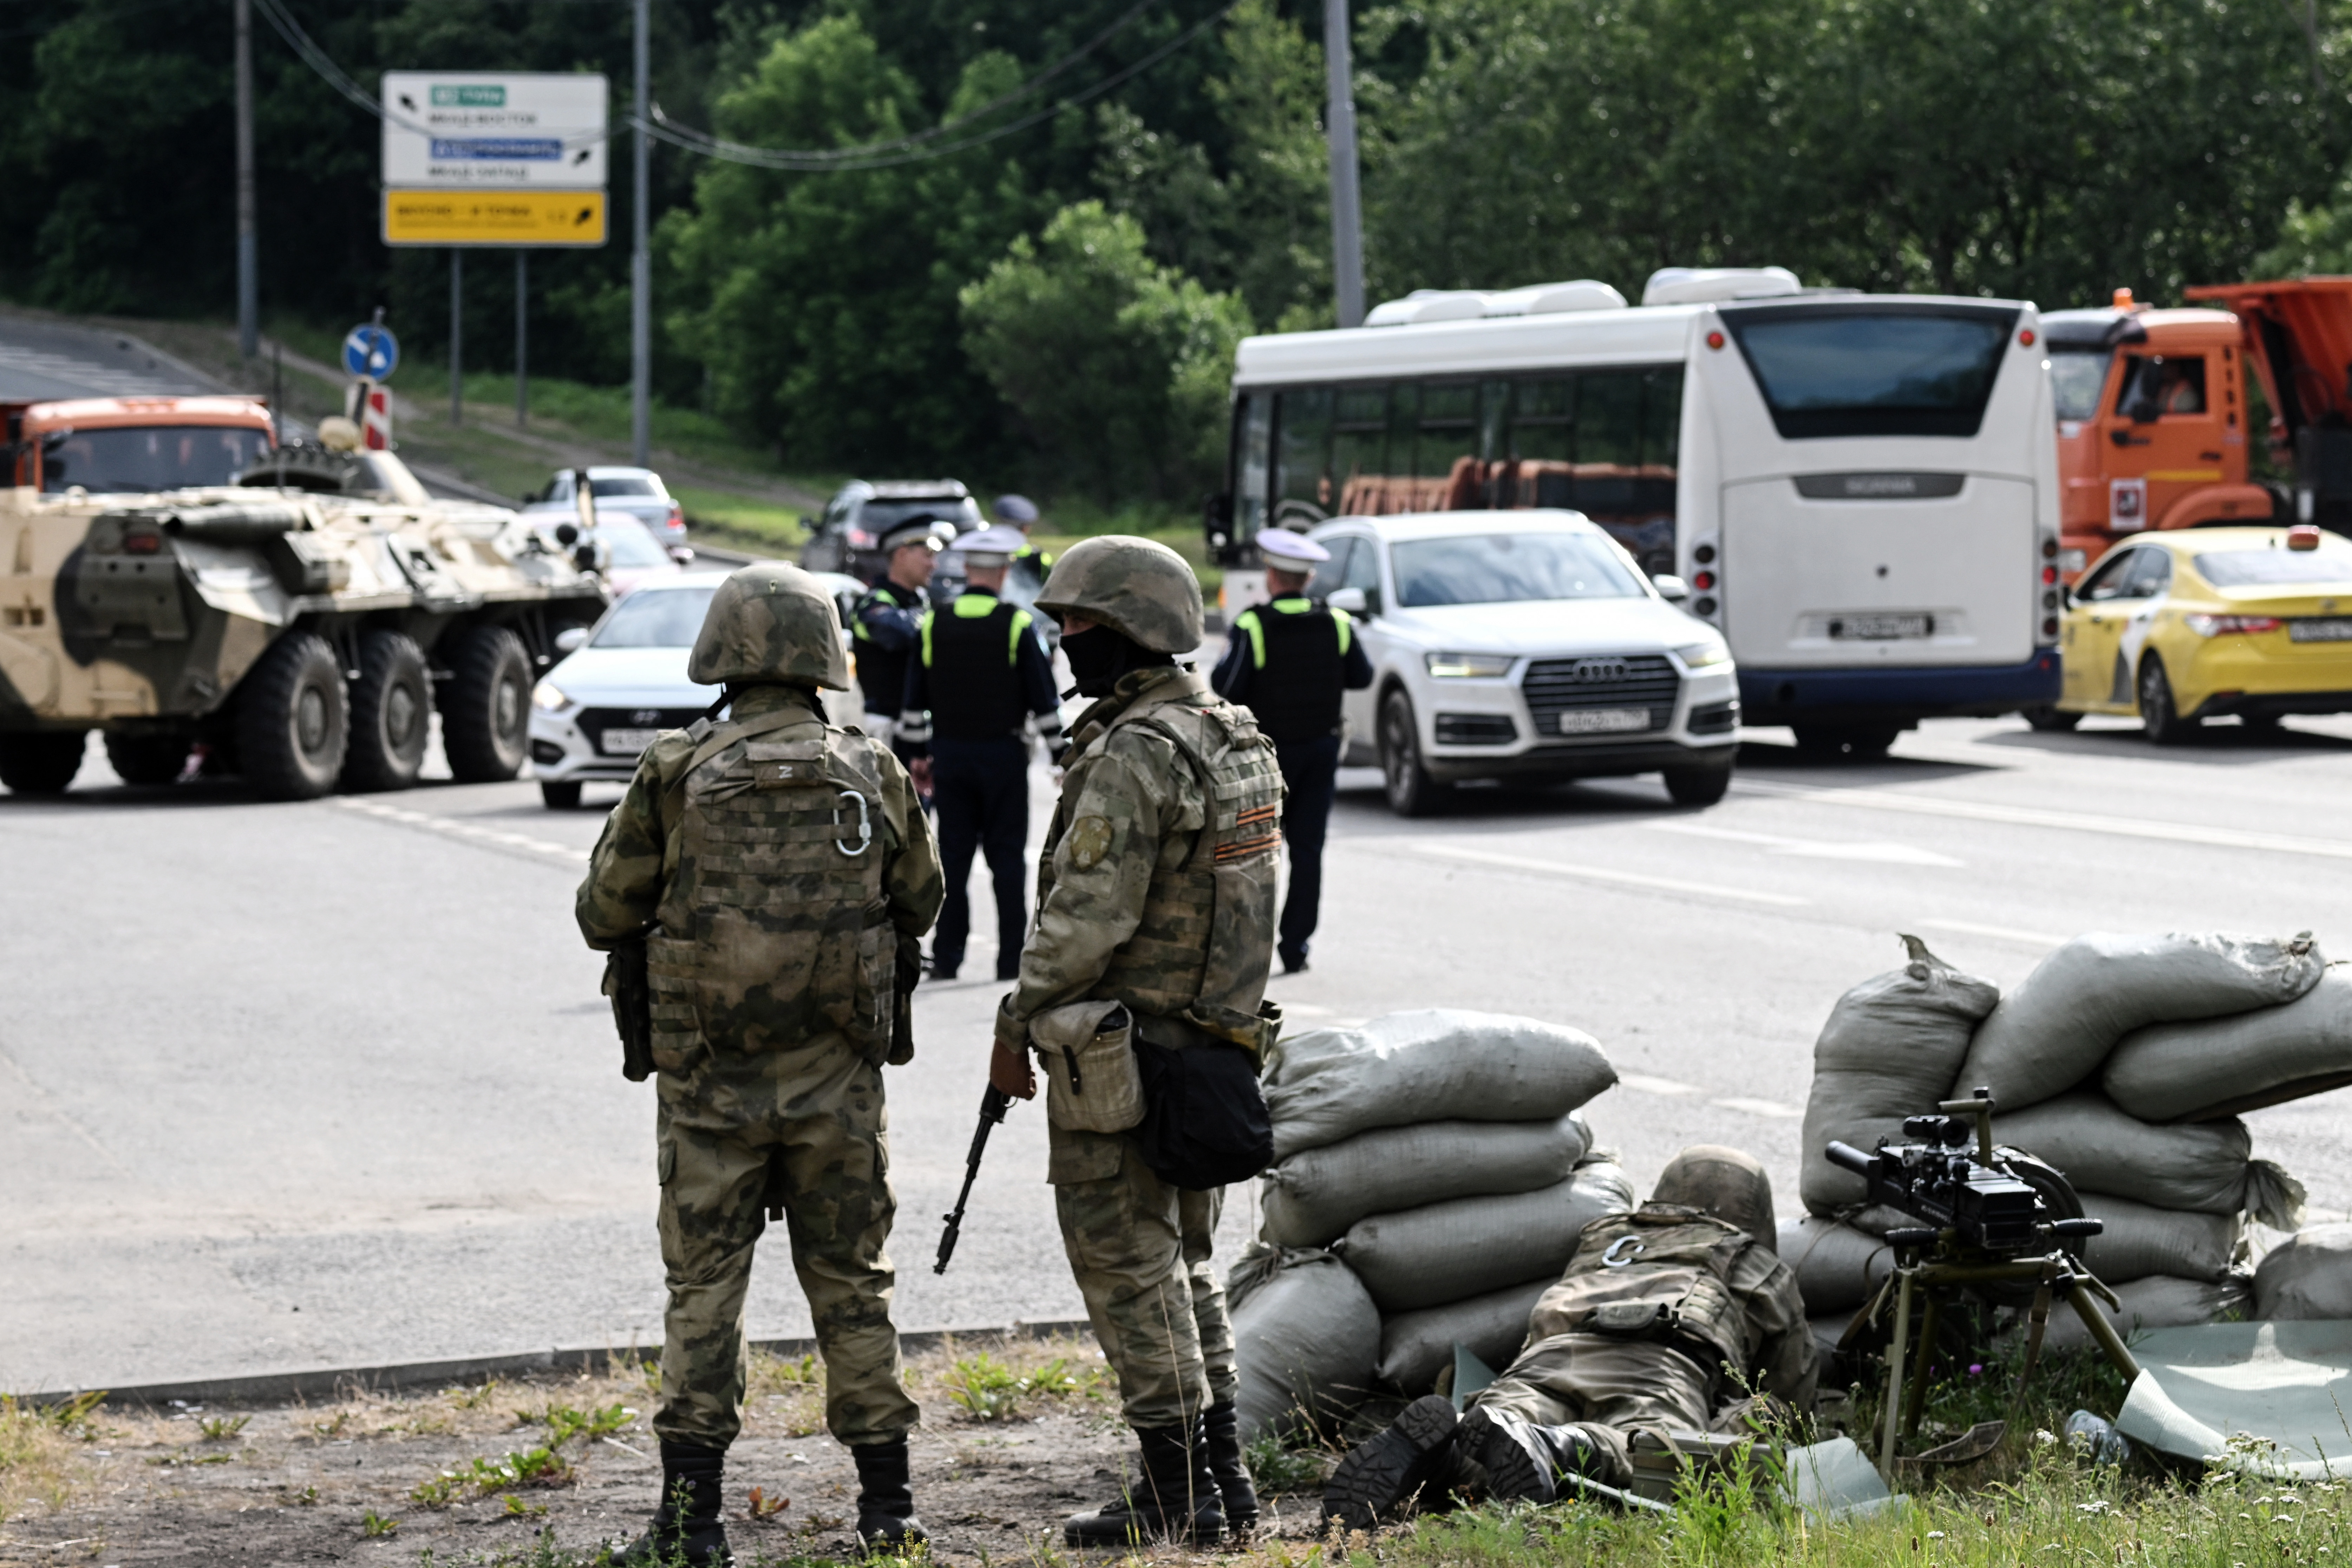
[9,709,2352,1393]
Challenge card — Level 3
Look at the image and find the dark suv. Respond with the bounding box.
[800,479,982,583]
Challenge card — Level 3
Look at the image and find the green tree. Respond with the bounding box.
[959,201,1252,503]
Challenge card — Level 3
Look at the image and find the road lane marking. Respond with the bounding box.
[1642,819,1963,867]
[1712,1096,1803,1119]
[331,797,590,863]
[1407,842,1808,907]
[1618,1073,1701,1096]
[1913,917,2068,947]
[1735,778,2352,862]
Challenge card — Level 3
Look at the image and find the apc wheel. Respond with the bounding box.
[105,732,190,785]
[1792,723,1899,759]
[1662,764,1733,807]
[341,630,431,792]
[2137,657,2197,745]
[441,625,532,783]
[1378,689,1449,817]
[540,779,583,810]
[0,731,88,795]
[2021,705,2080,733]
[236,632,349,800]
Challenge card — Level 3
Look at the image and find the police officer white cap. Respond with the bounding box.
[994,494,1039,526]
[1255,527,1331,566]
[956,524,1029,568]
[878,515,953,554]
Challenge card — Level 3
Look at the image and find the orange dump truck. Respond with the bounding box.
[2182,278,2352,540]
[4,395,275,493]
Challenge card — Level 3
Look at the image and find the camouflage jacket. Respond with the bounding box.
[578,684,943,1063]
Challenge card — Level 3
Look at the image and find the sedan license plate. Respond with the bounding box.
[1552,707,1652,736]
[2291,617,2352,643]
[1829,614,1933,641]
[599,727,661,756]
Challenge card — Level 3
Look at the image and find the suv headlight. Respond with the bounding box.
[1425,652,1515,679]
[532,680,573,712]
[1674,639,1732,669]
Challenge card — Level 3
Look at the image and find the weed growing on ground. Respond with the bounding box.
[360,1508,399,1537]
[1247,1432,1335,1495]
[410,1446,573,1507]
[197,1413,249,1442]
[447,1378,503,1410]
[0,1391,105,1518]
[936,1338,1115,1424]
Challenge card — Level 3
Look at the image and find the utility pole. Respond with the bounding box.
[630,0,651,466]
[234,0,258,359]
[515,251,529,429]
[1323,0,1365,329]
[450,250,463,427]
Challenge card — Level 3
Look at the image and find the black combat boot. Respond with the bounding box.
[1321,1393,1458,1531]
[617,1440,731,1567]
[1064,1423,1224,1547]
[1458,1407,1603,1505]
[1202,1400,1260,1535]
[850,1437,928,1550]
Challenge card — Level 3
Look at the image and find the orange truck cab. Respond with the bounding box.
[2182,278,2352,543]
[2042,293,2274,583]
[3,395,275,494]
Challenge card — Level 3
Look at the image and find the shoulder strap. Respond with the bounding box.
[660,704,818,828]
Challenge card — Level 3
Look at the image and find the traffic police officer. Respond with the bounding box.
[850,516,947,767]
[899,525,1066,981]
[1210,528,1372,975]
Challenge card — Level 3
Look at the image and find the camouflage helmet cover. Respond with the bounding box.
[1649,1144,1779,1253]
[688,562,853,689]
[1034,535,1203,654]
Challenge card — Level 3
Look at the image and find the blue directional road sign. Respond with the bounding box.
[342,324,400,380]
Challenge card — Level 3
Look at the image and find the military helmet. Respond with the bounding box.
[688,562,853,690]
[1649,1145,1778,1252]
[1035,535,1203,654]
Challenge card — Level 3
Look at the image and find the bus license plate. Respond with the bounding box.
[1553,708,1652,736]
[2291,618,2352,642]
[600,728,660,756]
[1830,614,1932,641]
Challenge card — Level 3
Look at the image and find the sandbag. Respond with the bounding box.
[1263,1010,1616,1159]
[2024,1273,2252,1354]
[2254,1223,2352,1320]
[1335,1159,1635,1313]
[1954,932,2324,1114]
[1261,1113,1592,1248]
[1992,1094,2253,1215]
[2079,1195,2240,1285]
[1374,1278,1551,1395]
[1228,1244,1382,1442]
[1800,936,2000,1216]
[2103,966,2352,1123]
[1779,1215,1896,1315]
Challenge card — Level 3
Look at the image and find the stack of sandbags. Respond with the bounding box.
[1234,1010,1629,1426]
[1227,1244,1381,1442]
[2253,1223,2352,1319]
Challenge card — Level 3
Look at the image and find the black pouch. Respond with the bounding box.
[1132,1037,1274,1191]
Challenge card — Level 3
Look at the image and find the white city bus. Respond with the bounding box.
[1211,268,2063,754]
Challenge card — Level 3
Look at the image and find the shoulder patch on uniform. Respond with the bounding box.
[1069,815,1115,869]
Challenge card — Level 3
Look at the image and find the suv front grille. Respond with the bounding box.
[575,706,708,754]
[1521,654,1681,738]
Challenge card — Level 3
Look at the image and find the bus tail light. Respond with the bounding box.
[1705,331,1726,351]
[2019,328,2037,347]
[2042,617,2059,637]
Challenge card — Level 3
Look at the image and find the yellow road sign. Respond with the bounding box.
[381,189,607,247]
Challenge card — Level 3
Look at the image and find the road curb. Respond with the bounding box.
[18,1319,1095,1410]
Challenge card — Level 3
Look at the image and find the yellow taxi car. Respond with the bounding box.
[2033,524,2352,741]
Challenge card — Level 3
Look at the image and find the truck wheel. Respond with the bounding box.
[341,630,431,792]
[442,624,532,783]
[2138,657,2198,745]
[1378,689,1449,817]
[105,733,191,786]
[1792,723,1899,759]
[236,632,349,799]
[1662,763,1733,806]
[0,731,89,795]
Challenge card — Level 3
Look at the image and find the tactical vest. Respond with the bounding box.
[920,591,1035,740]
[1524,1205,1756,1384]
[1230,597,1354,742]
[1041,678,1287,1050]
[851,583,923,718]
[646,704,897,1066]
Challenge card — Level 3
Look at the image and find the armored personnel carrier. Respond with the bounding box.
[0,421,608,799]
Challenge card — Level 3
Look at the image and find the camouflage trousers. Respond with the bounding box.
[654,1039,918,1449]
[1467,1333,1718,1487]
[1050,1125,1236,1430]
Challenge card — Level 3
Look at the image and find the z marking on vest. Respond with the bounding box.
[1601,1235,1647,1269]
[1070,815,1114,870]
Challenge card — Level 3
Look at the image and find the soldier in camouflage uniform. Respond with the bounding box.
[577,562,944,1566]
[1324,1146,1817,1527]
[985,536,1286,1547]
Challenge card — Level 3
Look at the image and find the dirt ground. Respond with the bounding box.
[0,1335,1340,1568]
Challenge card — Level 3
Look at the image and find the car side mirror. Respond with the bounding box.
[1651,573,1691,603]
[2127,395,2161,424]
[554,626,589,654]
[1326,586,1368,614]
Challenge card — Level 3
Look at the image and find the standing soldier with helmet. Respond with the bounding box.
[1211,529,1373,976]
[899,525,1067,981]
[851,517,948,784]
[985,536,1287,1546]
[577,563,945,1565]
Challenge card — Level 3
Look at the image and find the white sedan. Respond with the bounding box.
[1306,511,1740,812]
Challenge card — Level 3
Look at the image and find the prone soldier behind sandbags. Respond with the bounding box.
[987,535,1287,1547]
[1324,1145,1816,1527]
[576,562,944,1565]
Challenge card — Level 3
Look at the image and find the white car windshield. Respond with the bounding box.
[594,586,718,647]
[597,518,672,568]
[1390,532,1645,607]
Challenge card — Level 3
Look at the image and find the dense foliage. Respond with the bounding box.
[1,0,2348,496]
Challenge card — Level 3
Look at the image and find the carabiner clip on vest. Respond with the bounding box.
[835,790,873,856]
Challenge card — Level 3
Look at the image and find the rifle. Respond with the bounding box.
[935,1084,1011,1274]
[603,937,654,1083]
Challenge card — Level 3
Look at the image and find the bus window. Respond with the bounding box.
[1725,304,2015,438]
[1234,393,1272,540]
[1332,385,1390,515]
[1274,387,1334,524]
[1416,381,1482,507]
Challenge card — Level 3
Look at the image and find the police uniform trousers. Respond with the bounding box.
[654,1035,918,1450]
[1275,734,1342,968]
[1467,1331,1720,1484]
[1050,1123,1237,1429]
[930,734,1031,976]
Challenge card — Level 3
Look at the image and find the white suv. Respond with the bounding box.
[1307,511,1740,813]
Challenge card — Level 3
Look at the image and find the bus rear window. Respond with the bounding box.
[1724,305,2018,439]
